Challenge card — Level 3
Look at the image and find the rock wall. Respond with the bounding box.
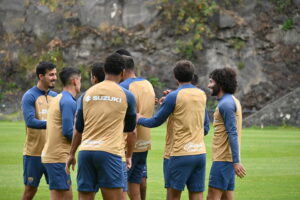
[0,0,299,125]
[244,87,300,127]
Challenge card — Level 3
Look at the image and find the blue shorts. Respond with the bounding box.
[122,162,128,192]
[163,158,170,188]
[142,164,147,178]
[23,155,48,187]
[127,151,148,184]
[44,163,71,190]
[166,154,206,192]
[209,161,235,191]
[77,151,124,192]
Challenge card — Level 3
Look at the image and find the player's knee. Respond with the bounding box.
[23,186,37,199]
[140,183,146,191]
[206,193,214,200]
[65,190,73,200]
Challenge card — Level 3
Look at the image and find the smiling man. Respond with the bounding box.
[207,67,246,200]
[21,61,57,200]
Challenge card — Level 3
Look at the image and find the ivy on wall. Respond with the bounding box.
[156,0,218,59]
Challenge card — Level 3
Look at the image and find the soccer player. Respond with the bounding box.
[137,60,208,200]
[65,53,137,200]
[206,68,246,200]
[158,72,210,200]
[117,49,155,200]
[21,61,57,200]
[41,67,81,200]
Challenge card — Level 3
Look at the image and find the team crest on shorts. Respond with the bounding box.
[28,177,34,182]
[67,180,71,185]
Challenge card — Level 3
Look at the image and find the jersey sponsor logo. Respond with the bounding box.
[183,142,203,152]
[38,109,48,115]
[81,139,104,148]
[135,140,151,149]
[85,95,122,103]
[28,177,34,182]
[85,95,92,102]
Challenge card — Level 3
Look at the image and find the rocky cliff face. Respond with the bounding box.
[244,87,300,127]
[0,0,299,125]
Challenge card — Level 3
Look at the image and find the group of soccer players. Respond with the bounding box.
[21,49,246,200]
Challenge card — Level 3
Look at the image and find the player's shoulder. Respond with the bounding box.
[165,88,180,102]
[120,78,137,89]
[218,94,236,111]
[48,90,58,97]
[121,86,134,97]
[195,87,206,94]
[61,91,76,104]
[120,87,135,102]
[119,78,132,88]
[22,86,39,101]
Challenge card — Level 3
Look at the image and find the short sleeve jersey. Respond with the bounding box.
[212,94,242,163]
[120,78,155,152]
[21,86,57,156]
[76,80,136,157]
[42,91,77,163]
[138,84,207,157]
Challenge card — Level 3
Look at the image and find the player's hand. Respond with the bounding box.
[158,97,166,105]
[65,154,76,174]
[136,113,144,123]
[163,89,172,95]
[126,156,132,169]
[234,163,246,178]
[155,97,159,105]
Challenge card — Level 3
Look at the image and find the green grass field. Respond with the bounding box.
[0,121,299,200]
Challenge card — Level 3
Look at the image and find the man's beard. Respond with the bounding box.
[48,85,55,89]
[211,84,221,96]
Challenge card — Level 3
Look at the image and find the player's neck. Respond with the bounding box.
[36,81,49,92]
[63,86,77,98]
[105,74,122,84]
[178,81,191,86]
[216,90,224,99]
[123,71,136,80]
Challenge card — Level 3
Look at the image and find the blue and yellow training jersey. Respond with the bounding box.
[76,80,136,157]
[21,86,57,156]
[138,84,209,157]
[212,94,242,163]
[42,91,77,163]
[120,77,155,152]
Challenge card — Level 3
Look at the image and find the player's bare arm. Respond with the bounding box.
[65,128,82,174]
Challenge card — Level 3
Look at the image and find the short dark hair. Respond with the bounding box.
[115,49,131,56]
[91,62,105,82]
[122,55,135,71]
[59,67,81,86]
[36,61,56,79]
[191,74,199,86]
[104,53,125,75]
[209,67,237,94]
[173,60,195,82]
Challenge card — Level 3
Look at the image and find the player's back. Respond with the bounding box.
[42,91,76,163]
[168,84,207,157]
[121,77,155,152]
[79,80,133,157]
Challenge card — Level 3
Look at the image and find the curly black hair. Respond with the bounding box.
[209,67,237,94]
